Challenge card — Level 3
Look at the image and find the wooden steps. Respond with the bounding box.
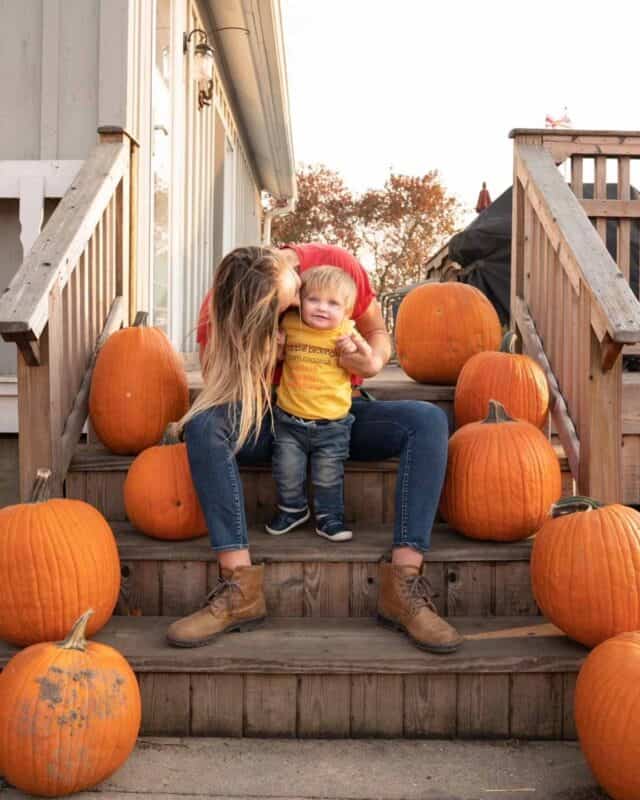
[0,616,586,739]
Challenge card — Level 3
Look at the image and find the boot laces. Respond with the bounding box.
[405,574,438,615]
[203,576,242,614]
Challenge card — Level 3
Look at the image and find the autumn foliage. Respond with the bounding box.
[272,164,461,293]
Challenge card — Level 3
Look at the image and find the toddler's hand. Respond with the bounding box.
[335,334,358,355]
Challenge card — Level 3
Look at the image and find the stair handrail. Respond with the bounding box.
[510,131,640,503]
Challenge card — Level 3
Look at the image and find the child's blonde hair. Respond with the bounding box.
[301,266,357,314]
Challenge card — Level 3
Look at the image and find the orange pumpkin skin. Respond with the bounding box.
[89,326,189,455]
[575,633,640,800]
[124,443,207,540]
[455,350,549,428]
[439,401,561,541]
[531,500,640,647]
[0,499,120,646]
[395,283,502,384]
[0,613,140,797]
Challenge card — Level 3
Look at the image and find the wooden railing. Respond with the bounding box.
[0,128,137,499]
[510,129,640,503]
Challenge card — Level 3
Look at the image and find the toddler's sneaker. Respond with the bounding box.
[265,506,310,535]
[315,517,353,542]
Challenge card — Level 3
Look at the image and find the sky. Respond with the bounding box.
[281,0,640,221]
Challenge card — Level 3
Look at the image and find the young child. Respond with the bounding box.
[266,266,359,542]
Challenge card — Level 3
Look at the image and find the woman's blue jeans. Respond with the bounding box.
[184,398,449,554]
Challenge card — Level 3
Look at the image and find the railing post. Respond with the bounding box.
[510,173,525,350]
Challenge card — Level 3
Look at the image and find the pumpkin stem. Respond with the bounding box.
[482,399,515,424]
[500,331,518,354]
[133,311,149,327]
[551,496,604,517]
[59,610,94,651]
[29,468,52,503]
[162,422,183,445]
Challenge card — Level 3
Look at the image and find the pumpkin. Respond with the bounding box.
[575,632,640,800]
[89,325,189,455]
[0,469,120,646]
[455,332,549,428]
[124,441,207,540]
[0,610,140,797]
[395,282,502,384]
[531,497,640,647]
[439,400,562,541]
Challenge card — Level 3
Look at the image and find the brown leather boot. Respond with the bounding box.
[377,564,463,653]
[166,565,267,648]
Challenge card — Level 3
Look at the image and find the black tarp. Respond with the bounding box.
[448,184,640,326]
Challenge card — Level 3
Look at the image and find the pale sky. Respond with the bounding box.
[281,0,640,221]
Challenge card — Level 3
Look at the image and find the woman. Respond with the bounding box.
[167,244,462,654]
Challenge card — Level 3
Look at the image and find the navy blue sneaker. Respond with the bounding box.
[315,517,353,542]
[265,506,310,536]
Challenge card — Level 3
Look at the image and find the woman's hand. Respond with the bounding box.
[336,334,384,378]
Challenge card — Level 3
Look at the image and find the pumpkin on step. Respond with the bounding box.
[531,497,640,647]
[124,441,207,540]
[395,282,502,384]
[89,325,189,455]
[439,400,561,541]
[455,332,549,428]
[574,632,640,800]
[0,470,120,646]
[0,610,140,797]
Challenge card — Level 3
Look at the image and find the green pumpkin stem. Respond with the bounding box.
[29,468,52,503]
[161,422,183,445]
[550,496,604,518]
[133,311,149,327]
[482,399,515,424]
[500,331,518,354]
[59,610,94,651]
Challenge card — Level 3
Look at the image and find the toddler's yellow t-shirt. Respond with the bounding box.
[276,312,355,420]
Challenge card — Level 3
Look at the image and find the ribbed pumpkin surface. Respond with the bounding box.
[575,633,640,800]
[531,503,640,647]
[395,283,502,384]
[0,623,140,796]
[124,443,207,540]
[455,350,549,428]
[439,411,562,541]
[89,327,189,455]
[0,500,120,645]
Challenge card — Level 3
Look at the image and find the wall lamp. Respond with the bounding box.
[183,28,215,110]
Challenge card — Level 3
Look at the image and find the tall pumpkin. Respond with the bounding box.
[0,611,141,797]
[455,332,549,428]
[0,470,120,646]
[89,326,189,454]
[124,441,207,540]
[575,632,640,800]
[439,400,561,541]
[395,283,502,384]
[531,497,640,647]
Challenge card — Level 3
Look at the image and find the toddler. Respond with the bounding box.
[266,266,359,542]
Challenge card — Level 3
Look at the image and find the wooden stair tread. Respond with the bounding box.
[0,617,587,674]
[113,521,534,563]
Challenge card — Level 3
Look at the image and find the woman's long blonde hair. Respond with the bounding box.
[180,246,282,449]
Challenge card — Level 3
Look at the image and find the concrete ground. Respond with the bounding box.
[1,737,608,800]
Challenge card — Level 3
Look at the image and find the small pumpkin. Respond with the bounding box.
[439,400,562,541]
[575,632,640,800]
[124,440,207,540]
[455,332,549,428]
[89,325,189,455]
[0,610,141,797]
[531,497,640,647]
[395,282,502,384]
[0,470,120,646]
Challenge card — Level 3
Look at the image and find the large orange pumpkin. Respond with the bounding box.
[395,283,502,384]
[0,470,120,646]
[439,400,561,541]
[531,497,640,647]
[455,332,549,428]
[0,610,140,797]
[89,326,189,454]
[124,442,207,540]
[575,632,640,800]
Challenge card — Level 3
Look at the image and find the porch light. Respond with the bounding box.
[183,28,214,110]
